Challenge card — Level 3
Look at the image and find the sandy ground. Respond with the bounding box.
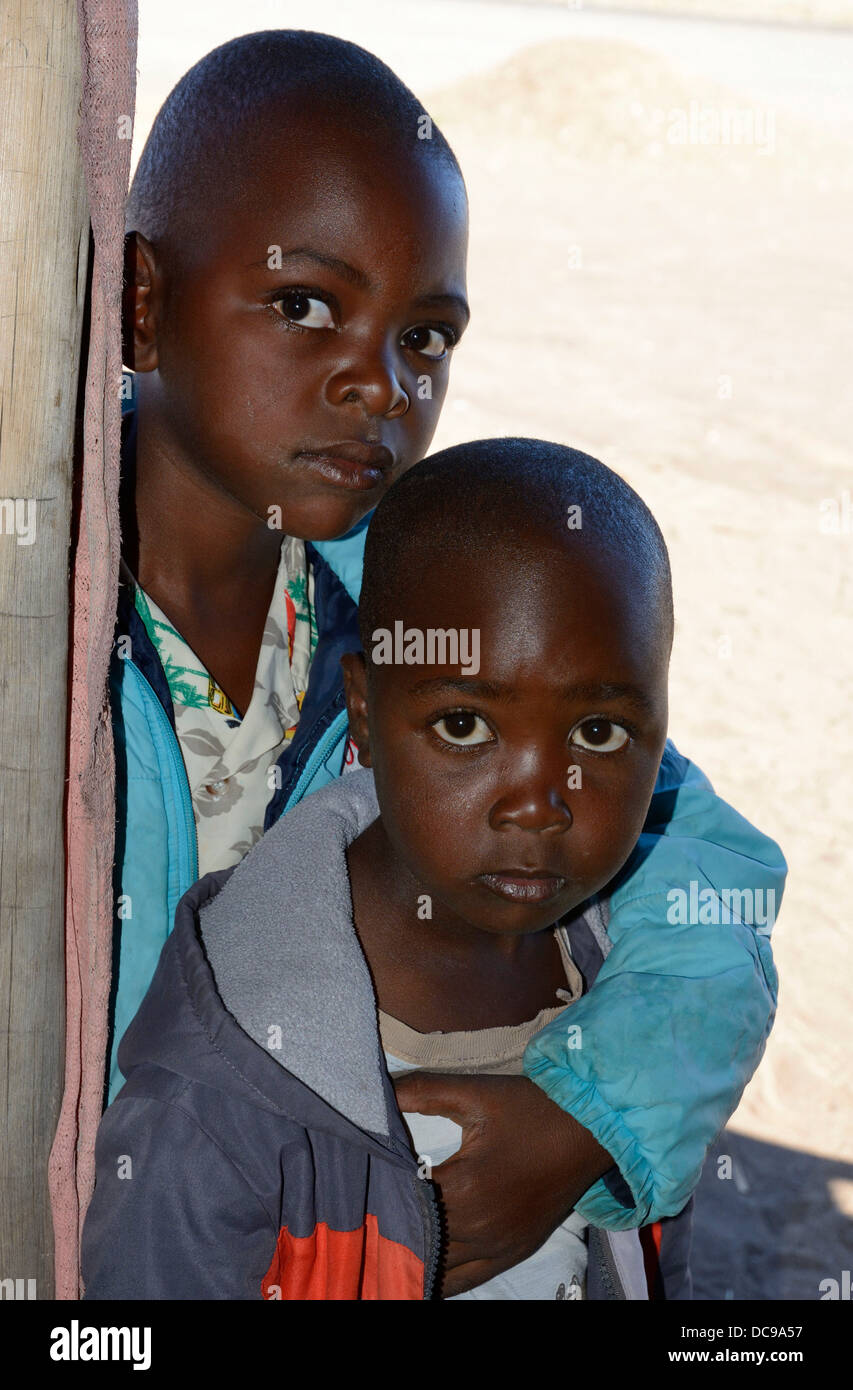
[505,0,853,29]
[135,3,853,1299]
[427,35,853,1301]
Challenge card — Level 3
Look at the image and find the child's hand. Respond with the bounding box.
[393,1072,613,1298]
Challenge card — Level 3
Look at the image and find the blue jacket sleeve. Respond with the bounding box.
[523,740,786,1229]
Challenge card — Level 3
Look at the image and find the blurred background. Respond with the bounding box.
[133,0,853,1299]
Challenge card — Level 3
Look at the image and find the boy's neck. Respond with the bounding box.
[346,817,567,1033]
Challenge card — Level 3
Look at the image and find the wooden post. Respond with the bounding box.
[0,1,88,1298]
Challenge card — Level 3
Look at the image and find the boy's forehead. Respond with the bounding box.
[370,529,669,689]
[208,98,466,252]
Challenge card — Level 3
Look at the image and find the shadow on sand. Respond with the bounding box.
[692,1129,853,1300]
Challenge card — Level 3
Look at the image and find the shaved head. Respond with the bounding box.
[358,437,674,660]
[126,29,463,265]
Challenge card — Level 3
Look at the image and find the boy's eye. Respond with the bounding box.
[272,292,335,329]
[401,324,455,360]
[431,711,494,747]
[570,718,629,753]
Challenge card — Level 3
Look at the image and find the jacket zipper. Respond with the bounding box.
[283,708,349,812]
[591,1226,629,1300]
[413,1169,443,1300]
[128,660,199,889]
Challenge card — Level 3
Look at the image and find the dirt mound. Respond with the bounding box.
[430,36,835,184]
[429,39,734,155]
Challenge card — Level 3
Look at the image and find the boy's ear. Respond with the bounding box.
[121,233,137,368]
[124,231,160,373]
[340,651,372,767]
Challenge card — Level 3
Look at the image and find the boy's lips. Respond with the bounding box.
[295,441,394,491]
[477,869,568,905]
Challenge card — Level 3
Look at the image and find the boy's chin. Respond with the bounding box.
[434,888,586,937]
[473,882,601,934]
[268,498,374,544]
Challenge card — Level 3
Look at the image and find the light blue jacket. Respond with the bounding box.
[109,466,786,1230]
[524,747,783,1229]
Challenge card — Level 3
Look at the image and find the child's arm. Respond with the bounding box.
[81,1097,276,1299]
[523,739,785,1228]
[393,1070,613,1296]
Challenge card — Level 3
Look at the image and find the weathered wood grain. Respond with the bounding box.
[0,0,88,1300]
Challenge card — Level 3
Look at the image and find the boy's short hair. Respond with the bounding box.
[358,436,674,653]
[127,29,462,249]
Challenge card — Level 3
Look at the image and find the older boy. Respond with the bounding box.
[112,30,468,1093]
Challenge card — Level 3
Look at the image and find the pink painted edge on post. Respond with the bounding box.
[47,0,138,1300]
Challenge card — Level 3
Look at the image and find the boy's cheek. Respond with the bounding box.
[568,789,652,870]
[405,380,450,458]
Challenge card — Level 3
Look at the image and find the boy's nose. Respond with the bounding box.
[327,352,409,419]
[488,776,574,836]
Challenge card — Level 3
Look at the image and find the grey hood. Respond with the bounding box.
[199,768,388,1135]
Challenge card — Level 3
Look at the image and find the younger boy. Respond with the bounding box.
[84,439,741,1299]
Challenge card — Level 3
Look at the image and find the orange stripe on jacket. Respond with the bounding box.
[261,1214,425,1301]
[639,1221,664,1299]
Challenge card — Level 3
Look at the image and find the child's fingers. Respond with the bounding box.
[439,1254,498,1299]
[392,1070,491,1128]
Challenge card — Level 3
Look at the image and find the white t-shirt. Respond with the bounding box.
[381,927,589,1301]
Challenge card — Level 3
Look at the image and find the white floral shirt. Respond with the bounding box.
[131,538,318,877]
